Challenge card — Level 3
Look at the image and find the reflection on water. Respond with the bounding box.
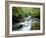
[12,16,40,31]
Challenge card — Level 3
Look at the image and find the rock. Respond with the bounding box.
[12,23,23,31]
[31,18,40,30]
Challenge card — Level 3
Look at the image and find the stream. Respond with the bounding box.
[12,16,40,31]
[18,16,33,31]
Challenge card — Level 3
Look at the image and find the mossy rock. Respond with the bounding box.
[31,20,40,30]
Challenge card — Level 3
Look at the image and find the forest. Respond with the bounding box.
[12,7,40,31]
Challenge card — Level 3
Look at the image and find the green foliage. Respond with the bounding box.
[12,7,40,18]
[30,8,40,18]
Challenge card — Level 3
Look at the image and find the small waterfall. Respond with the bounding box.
[17,16,33,31]
[12,15,40,31]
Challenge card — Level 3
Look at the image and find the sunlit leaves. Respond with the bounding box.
[12,7,40,18]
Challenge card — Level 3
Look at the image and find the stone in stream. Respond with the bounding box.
[31,18,40,30]
[12,23,24,31]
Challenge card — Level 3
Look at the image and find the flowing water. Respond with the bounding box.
[12,15,40,31]
[13,16,33,31]
[19,16,33,31]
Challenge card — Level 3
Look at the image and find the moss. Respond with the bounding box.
[31,21,40,30]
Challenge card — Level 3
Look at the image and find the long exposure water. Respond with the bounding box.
[13,16,33,31]
[12,15,40,31]
[18,16,33,31]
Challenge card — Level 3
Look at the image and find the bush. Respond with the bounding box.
[12,7,40,19]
